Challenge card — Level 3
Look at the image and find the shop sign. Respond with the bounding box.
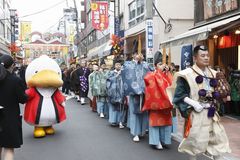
[91,1,109,31]
[203,0,238,19]
[146,19,153,58]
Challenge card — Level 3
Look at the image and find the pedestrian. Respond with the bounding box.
[62,67,70,95]
[170,45,231,160]
[121,52,150,142]
[88,64,99,112]
[89,62,108,118]
[107,58,125,128]
[142,51,173,149]
[76,60,90,105]
[70,64,80,101]
[0,54,28,160]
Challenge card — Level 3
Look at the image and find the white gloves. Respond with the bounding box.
[61,102,66,107]
[184,97,204,112]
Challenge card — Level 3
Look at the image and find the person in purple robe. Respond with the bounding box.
[76,60,90,105]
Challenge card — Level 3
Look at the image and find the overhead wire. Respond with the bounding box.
[0,0,66,21]
[44,16,65,33]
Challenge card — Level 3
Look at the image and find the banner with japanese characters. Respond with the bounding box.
[91,1,109,31]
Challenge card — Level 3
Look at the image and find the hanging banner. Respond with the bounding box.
[181,45,193,70]
[91,1,109,31]
[146,19,153,59]
[20,21,32,42]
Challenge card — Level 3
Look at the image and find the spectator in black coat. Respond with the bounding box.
[0,54,28,160]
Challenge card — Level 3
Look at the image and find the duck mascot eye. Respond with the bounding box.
[24,55,66,138]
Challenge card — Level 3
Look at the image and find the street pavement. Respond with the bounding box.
[15,98,210,160]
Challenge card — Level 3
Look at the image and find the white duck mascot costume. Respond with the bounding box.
[24,55,66,138]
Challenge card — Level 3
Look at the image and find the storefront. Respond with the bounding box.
[124,30,145,59]
[160,15,240,70]
[160,0,240,116]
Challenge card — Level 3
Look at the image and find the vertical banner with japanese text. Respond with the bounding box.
[91,1,109,31]
[146,19,153,59]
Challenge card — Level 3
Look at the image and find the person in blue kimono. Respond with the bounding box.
[107,59,125,128]
[121,52,150,142]
[89,60,109,118]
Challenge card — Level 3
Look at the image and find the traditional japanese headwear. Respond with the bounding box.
[0,54,14,69]
[100,58,106,66]
[154,51,163,66]
[193,45,208,56]
[113,55,123,64]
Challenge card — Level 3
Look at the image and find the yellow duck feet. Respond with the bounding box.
[34,127,46,138]
[44,126,55,135]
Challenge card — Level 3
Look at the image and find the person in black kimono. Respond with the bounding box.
[0,54,28,160]
[76,60,90,105]
[70,64,80,101]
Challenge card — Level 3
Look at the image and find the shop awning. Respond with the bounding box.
[87,41,112,60]
[160,15,240,48]
[87,46,100,60]
[102,41,112,57]
[0,42,10,55]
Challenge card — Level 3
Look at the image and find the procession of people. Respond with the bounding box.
[0,45,233,160]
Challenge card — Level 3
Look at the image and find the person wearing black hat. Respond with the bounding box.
[0,54,28,160]
[76,60,91,105]
[170,45,231,160]
[88,64,99,112]
[121,52,150,142]
[98,59,110,118]
[142,51,173,150]
[107,58,126,128]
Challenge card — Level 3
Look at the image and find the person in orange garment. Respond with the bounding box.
[142,51,173,150]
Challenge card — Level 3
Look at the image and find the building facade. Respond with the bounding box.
[0,0,11,55]
[23,32,69,65]
[161,0,240,70]
[123,0,194,65]
[79,0,115,65]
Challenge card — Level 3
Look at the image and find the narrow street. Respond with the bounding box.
[15,98,209,160]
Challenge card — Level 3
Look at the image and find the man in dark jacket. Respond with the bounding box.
[0,54,28,160]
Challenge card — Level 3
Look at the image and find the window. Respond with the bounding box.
[129,1,136,20]
[0,21,5,38]
[128,0,145,27]
[0,0,4,8]
[87,10,91,23]
[136,0,144,15]
[7,27,11,41]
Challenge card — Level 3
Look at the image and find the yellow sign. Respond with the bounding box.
[20,21,32,42]
[91,3,98,10]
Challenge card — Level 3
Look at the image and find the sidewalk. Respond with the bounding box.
[172,113,240,160]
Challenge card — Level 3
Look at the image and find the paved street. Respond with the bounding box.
[15,98,210,160]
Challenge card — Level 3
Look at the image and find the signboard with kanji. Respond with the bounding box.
[146,19,153,59]
[91,1,109,31]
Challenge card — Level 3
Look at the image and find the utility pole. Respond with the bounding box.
[73,0,81,58]
[145,0,154,66]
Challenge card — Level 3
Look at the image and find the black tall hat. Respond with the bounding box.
[113,56,124,65]
[0,54,14,69]
[100,58,106,66]
[154,51,163,65]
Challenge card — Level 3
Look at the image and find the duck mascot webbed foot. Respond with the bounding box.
[24,55,66,138]
[34,127,46,138]
[44,126,55,135]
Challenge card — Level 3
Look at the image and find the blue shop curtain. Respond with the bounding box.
[181,45,193,70]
